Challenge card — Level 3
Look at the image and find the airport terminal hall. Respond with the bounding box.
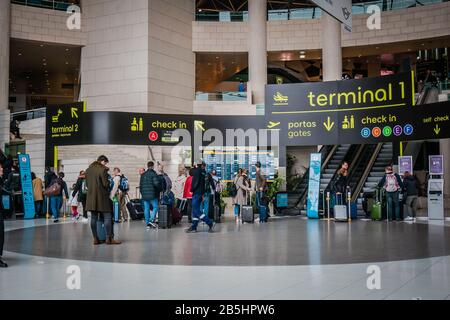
[2,0,450,307]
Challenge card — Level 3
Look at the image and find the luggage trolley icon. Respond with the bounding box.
[52,109,63,123]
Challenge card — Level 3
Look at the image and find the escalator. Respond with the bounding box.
[278,144,362,216]
[350,143,393,215]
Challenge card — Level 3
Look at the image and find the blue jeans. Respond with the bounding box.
[386,191,400,220]
[191,193,212,230]
[142,199,159,224]
[234,204,240,217]
[50,196,62,219]
[35,201,43,217]
[201,193,210,216]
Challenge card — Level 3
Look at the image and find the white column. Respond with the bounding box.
[248,0,267,105]
[0,1,11,151]
[322,11,342,81]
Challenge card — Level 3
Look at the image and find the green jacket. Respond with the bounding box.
[85,161,112,213]
[140,169,162,200]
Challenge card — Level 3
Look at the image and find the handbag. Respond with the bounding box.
[44,182,61,197]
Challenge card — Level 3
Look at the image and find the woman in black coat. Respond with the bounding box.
[0,163,8,268]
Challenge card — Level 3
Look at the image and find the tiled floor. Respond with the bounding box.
[1,219,449,300]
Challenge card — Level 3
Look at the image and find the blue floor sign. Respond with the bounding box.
[18,154,35,219]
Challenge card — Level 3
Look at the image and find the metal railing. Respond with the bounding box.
[10,107,46,122]
[195,92,247,102]
[195,0,448,22]
[11,0,80,12]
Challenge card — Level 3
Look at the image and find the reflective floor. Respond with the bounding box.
[1,218,450,300]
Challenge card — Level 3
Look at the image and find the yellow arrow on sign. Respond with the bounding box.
[267,121,281,129]
[323,117,335,132]
[434,124,441,135]
[71,107,79,119]
[194,120,205,132]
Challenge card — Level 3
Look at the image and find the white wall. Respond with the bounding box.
[10,4,87,46]
[148,0,195,114]
[79,0,149,113]
[193,2,450,52]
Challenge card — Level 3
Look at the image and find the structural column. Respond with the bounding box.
[322,11,342,81]
[248,0,267,105]
[0,1,11,151]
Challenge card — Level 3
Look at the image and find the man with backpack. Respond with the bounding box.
[185,160,215,233]
[378,166,404,221]
[111,167,129,222]
[44,172,69,223]
[140,161,162,229]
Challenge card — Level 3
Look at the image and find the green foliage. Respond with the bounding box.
[266,174,285,201]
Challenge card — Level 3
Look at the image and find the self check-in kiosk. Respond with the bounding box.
[428,179,444,220]
[428,155,445,220]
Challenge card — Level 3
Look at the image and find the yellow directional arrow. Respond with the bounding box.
[323,117,335,132]
[71,107,79,119]
[194,120,205,132]
[434,124,441,135]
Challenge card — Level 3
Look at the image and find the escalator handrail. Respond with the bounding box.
[351,143,383,202]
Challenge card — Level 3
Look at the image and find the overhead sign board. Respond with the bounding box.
[46,73,450,168]
[311,0,352,32]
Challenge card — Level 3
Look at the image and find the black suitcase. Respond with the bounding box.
[158,204,172,229]
[126,199,144,220]
[208,194,221,223]
[241,192,254,223]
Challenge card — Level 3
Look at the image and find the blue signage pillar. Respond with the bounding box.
[18,154,35,219]
[307,153,322,219]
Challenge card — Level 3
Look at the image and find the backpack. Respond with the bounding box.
[119,175,129,192]
[385,174,399,192]
[229,181,238,198]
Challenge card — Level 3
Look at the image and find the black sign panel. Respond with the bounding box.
[266,72,415,114]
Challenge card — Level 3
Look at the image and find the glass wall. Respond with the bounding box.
[11,0,80,11]
[196,0,448,22]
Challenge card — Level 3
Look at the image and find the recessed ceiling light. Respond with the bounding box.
[43,63,47,66]
[421,43,425,46]
[65,62,69,65]
[215,56,219,59]
[300,55,306,59]
[300,51,306,54]
[40,44,44,47]
[18,53,22,56]
[375,47,379,49]
[65,48,70,51]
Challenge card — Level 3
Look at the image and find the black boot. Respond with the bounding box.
[0,259,8,268]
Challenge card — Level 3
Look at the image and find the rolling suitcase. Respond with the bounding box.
[241,192,254,223]
[259,205,268,223]
[113,200,120,222]
[334,193,348,222]
[209,194,221,223]
[158,204,172,229]
[371,189,383,221]
[126,197,144,220]
[172,206,182,225]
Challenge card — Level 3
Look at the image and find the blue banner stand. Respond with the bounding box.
[18,154,36,219]
[307,153,322,219]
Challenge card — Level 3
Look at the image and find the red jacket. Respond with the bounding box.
[183,176,193,199]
